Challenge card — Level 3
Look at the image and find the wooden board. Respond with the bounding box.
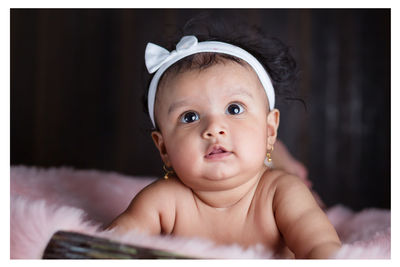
[43,231,195,259]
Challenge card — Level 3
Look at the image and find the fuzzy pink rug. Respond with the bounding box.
[10,166,390,259]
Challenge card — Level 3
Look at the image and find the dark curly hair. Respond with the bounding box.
[142,14,300,130]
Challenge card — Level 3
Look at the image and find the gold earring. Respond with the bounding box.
[163,165,174,180]
[266,146,274,163]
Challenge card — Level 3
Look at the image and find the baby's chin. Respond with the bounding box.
[179,172,235,187]
[180,172,252,191]
[203,168,236,180]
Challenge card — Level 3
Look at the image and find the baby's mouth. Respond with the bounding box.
[205,145,232,159]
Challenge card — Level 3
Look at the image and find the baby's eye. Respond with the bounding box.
[226,103,244,115]
[180,111,200,124]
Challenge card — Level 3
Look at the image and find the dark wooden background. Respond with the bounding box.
[11,9,390,210]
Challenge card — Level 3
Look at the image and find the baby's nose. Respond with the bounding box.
[203,129,226,138]
[201,118,227,139]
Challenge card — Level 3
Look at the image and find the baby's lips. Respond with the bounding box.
[205,145,230,157]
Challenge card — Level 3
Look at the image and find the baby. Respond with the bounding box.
[108,23,341,259]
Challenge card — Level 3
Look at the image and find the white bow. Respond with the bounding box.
[145,35,199,74]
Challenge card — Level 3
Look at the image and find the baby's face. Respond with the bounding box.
[152,61,278,191]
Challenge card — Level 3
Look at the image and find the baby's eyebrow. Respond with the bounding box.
[168,100,191,115]
[225,88,254,99]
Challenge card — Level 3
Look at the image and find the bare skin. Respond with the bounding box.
[107,60,340,258]
[108,169,339,258]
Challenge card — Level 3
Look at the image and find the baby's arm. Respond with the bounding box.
[106,180,175,235]
[272,174,341,259]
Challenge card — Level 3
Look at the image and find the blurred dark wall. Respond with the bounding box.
[11,9,390,210]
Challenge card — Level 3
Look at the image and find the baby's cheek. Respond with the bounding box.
[168,139,200,173]
[236,128,267,159]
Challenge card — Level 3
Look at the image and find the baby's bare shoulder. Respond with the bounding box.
[265,170,323,226]
[135,176,192,205]
[272,171,310,197]
[257,169,298,194]
[260,169,304,189]
[108,177,191,234]
[255,169,310,210]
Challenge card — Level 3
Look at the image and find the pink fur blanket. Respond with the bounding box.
[10,166,390,259]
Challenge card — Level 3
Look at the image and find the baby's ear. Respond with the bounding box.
[151,131,171,167]
[266,109,280,150]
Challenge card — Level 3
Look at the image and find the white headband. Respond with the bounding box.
[145,35,275,128]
